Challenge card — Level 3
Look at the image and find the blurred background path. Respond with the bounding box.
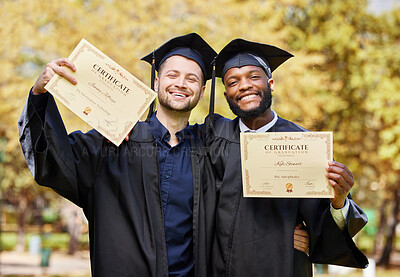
[0,250,90,276]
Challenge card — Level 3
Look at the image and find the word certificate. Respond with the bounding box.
[45,39,157,146]
[240,132,333,198]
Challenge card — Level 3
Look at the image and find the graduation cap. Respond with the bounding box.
[215,38,293,80]
[208,39,293,119]
[141,33,217,121]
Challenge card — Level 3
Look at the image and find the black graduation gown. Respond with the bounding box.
[18,93,216,277]
[206,115,368,277]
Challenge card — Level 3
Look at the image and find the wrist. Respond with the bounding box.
[32,86,41,95]
[32,85,47,95]
[331,200,345,209]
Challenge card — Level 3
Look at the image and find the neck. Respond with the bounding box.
[241,109,274,130]
[156,105,191,147]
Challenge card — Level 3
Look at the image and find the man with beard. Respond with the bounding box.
[205,39,368,276]
[18,33,217,277]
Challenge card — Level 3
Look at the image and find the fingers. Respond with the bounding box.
[294,224,309,253]
[294,228,309,241]
[49,58,77,84]
[326,161,354,208]
[326,161,353,182]
[326,161,354,191]
[294,228,309,253]
[53,57,77,71]
[32,58,77,95]
[294,239,309,253]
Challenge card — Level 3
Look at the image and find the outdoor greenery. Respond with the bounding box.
[1,232,89,252]
[0,0,399,272]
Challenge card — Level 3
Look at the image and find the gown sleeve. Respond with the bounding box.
[18,91,106,209]
[299,196,368,268]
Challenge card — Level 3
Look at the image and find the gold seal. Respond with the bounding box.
[286,183,293,193]
[83,107,91,115]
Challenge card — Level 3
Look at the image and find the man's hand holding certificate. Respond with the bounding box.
[43,39,157,146]
[240,132,334,198]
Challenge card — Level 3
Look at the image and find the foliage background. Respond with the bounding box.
[0,0,399,269]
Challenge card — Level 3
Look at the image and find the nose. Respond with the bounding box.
[238,77,252,91]
[175,76,187,89]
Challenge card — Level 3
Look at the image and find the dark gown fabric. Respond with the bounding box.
[202,115,368,277]
[18,93,216,277]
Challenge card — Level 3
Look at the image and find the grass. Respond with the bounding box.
[0,232,89,251]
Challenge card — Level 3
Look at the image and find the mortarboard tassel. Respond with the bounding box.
[208,58,216,130]
[146,50,156,122]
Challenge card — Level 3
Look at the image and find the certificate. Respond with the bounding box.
[45,39,157,146]
[240,132,333,198]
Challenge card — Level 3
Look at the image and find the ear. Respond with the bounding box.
[154,76,160,92]
[268,78,275,91]
[199,85,206,100]
[224,91,227,99]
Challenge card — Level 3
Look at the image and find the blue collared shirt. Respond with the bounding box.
[149,113,194,277]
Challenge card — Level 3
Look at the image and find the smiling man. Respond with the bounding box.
[140,34,217,276]
[156,55,204,112]
[150,54,205,146]
[205,39,369,277]
[19,33,217,277]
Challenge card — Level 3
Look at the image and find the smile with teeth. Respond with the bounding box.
[170,91,189,98]
[239,94,259,101]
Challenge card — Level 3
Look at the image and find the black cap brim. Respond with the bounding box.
[215,38,293,78]
[141,33,217,80]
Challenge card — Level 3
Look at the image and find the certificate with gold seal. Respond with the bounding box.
[45,39,157,146]
[240,132,333,198]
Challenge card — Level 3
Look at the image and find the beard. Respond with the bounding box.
[226,84,272,120]
[157,89,200,113]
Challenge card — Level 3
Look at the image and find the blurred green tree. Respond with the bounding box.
[281,0,400,265]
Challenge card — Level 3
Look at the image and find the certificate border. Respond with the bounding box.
[241,131,333,198]
[48,39,156,121]
[303,132,333,196]
[45,39,157,146]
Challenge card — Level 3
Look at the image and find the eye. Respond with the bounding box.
[166,73,178,79]
[187,76,199,83]
[227,80,238,87]
[250,75,260,80]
